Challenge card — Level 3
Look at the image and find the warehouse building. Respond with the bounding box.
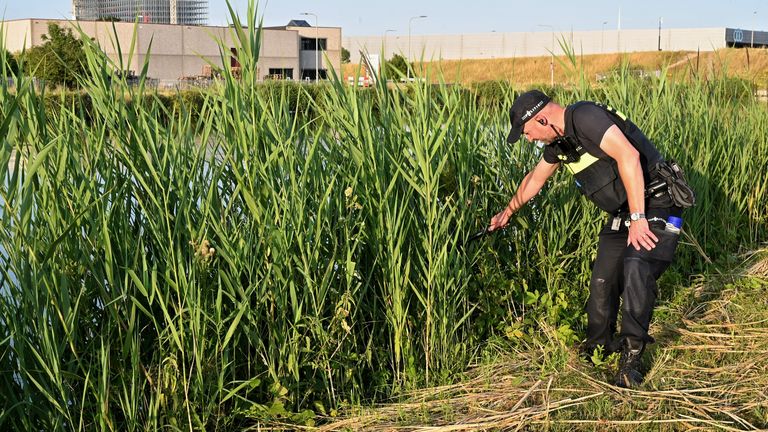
[1,18,342,82]
[344,27,768,63]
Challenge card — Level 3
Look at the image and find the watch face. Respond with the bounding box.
[631,213,641,221]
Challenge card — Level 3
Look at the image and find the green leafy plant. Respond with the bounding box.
[21,22,87,88]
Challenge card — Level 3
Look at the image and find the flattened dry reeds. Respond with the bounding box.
[316,253,768,431]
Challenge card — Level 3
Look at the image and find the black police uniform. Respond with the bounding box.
[542,102,682,354]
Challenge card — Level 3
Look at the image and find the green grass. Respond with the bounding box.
[1,1,768,430]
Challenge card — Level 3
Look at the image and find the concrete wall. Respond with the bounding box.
[344,28,727,63]
[129,22,224,78]
[258,29,300,79]
[2,20,34,52]
[2,19,50,49]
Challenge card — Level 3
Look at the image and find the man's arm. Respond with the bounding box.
[489,158,559,231]
[599,124,657,251]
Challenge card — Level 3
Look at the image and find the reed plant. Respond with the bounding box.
[1,2,767,430]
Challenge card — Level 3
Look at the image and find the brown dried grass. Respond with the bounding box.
[310,250,768,431]
[342,48,768,87]
[746,249,768,278]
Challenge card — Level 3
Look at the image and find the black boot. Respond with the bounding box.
[615,344,644,388]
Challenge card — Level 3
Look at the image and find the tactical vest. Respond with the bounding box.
[555,102,664,214]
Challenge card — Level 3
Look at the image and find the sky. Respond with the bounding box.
[0,0,765,36]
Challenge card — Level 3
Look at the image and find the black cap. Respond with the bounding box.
[506,90,551,143]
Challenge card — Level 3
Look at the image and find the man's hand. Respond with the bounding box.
[627,218,658,251]
[488,159,558,234]
[489,208,512,232]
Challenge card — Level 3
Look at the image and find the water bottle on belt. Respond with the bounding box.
[665,216,683,234]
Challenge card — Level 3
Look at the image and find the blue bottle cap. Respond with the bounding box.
[667,216,683,229]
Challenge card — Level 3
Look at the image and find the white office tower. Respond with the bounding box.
[73,0,208,25]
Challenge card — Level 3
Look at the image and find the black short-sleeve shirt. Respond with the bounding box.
[542,103,616,164]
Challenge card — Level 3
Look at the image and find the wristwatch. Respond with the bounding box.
[629,212,646,222]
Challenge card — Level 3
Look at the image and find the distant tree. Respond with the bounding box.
[341,47,350,64]
[384,54,409,79]
[96,16,122,22]
[23,23,87,89]
[2,50,18,76]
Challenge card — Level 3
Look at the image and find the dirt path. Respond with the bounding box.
[667,52,700,70]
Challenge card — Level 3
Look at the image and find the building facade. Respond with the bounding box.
[265,20,343,81]
[73,0,208,26]
[1,18,342,82]
[343,28,764,63]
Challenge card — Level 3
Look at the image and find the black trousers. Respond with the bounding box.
[584,207,682,352]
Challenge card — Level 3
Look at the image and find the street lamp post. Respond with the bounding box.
[408,15,427,80]
[658,17,663,51]
[384,29,396,59]
[538,24,554,86]
[601,21,608,53]
[301,12,319,81]
[752,11,757,48]
[618,8,622,53]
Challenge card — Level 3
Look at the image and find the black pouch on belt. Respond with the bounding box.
[648,160,696,208]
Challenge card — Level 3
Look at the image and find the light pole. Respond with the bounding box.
[658,17,663,51]
[752,11,757,48]
[601,21,608,53]
[408,15,427,80]
[384,29,396,59]
[301,12,319,81]
[617,8,622,53]
[538,24,554,86]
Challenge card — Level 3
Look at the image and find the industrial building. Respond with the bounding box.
[1,18,342,83]
[344,27,768,63]
[265,20,343,80]
[73,0,208,26]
